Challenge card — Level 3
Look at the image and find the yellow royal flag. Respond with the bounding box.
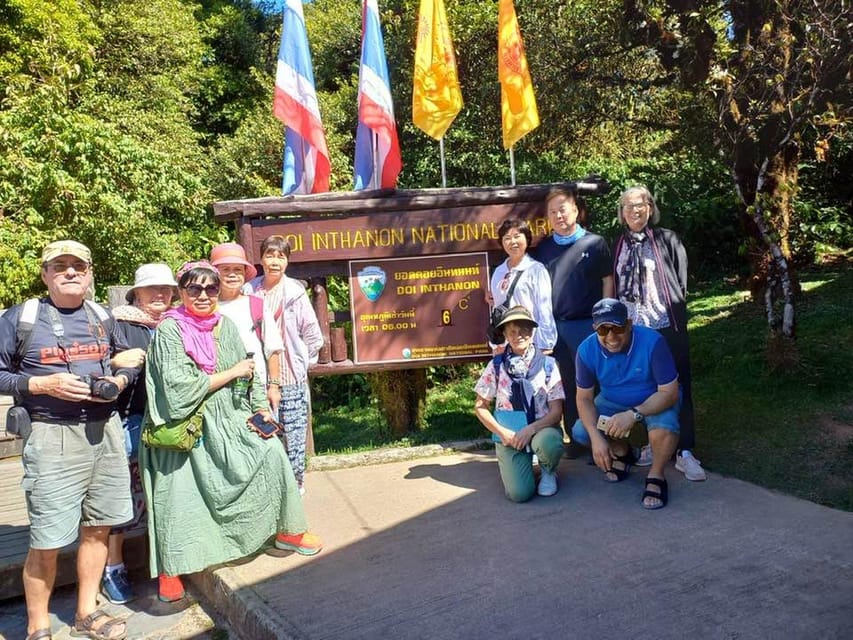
[498,0,539,149]
[412,0,463,140]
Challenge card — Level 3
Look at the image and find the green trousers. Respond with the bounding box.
[495,426,564,502]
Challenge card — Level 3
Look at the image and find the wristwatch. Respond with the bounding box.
[630,407,645,423]
[268,378,282,386]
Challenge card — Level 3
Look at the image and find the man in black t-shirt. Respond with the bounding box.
[531,188,613,431]
[0,240,136,640]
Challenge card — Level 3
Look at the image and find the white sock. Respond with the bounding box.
[105,562,125,575]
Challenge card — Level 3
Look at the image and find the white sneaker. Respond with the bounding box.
[537,470,558,496]
[635,445,653,467]
[675,452,707,481]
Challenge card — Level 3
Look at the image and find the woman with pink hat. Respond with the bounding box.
[209,243,284,415]
[243,235,324,495]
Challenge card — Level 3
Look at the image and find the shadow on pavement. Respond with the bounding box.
[206,452,853,640]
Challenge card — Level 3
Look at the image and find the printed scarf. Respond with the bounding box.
[501,343,545,424]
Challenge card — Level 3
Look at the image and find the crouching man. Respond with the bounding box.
[573,298,680,509]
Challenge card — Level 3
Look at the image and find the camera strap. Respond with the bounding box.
[45,303,109,377]
[493,270,522,321]
[502,270,522,308]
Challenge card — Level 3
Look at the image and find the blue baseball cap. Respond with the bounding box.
[591,298,628,328]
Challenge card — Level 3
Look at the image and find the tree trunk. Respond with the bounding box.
[732,146,799,343]
[369,369,427,437]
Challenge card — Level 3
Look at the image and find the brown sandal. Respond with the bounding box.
[70,609,127,640]
[26,630,52,640]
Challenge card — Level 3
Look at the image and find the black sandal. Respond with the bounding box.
[642,477,668,510]
[604,450,635,483]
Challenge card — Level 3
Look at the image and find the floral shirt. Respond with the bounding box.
[473,354,565,421]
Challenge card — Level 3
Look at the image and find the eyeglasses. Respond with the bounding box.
[623,202,648,211]
[595,324,626,337]
[46,261,90,274]
[184,283,220,298]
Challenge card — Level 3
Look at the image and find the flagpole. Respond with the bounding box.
[439,137,448,188]
[372,131,379,190]
[509,146,516,186]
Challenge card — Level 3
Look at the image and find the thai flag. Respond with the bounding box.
[353,0,402,190]
[274,0,330,194]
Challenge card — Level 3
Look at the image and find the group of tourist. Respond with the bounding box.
[0,237,322,640]
[1,183,701,640]
[475,185,705,508]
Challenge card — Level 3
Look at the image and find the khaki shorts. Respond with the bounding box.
[22,413,132,549]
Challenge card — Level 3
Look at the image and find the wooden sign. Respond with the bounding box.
[349,253,491,364]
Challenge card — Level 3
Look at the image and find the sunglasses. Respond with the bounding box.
[46,261,90,274]
[184,283,220,298]
[595,324,626,337]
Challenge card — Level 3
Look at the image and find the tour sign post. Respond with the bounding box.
[214,180,610,443]
[349,253,491,364]
[213,179,610,375]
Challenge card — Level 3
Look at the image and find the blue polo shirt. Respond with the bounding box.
[575,325,677,407]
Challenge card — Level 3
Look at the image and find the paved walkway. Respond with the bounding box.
[203,449,852,640]
[2,446,852,639]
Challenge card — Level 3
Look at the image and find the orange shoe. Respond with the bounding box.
[158,573,185,602]
[275,531,323,556]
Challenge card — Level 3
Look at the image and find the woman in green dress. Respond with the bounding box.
[140,261,322,603]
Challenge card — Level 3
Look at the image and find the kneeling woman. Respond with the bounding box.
[140,261,321,602]
[473,306,565,502]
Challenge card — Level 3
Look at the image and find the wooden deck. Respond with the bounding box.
[0,455,147,601]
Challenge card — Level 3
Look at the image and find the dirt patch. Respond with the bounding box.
[817,404,853,443]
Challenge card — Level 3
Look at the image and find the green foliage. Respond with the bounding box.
[0,0,215,305]
[209,100,284,201]
[0,0,847,309]
[194,0,277,139]
[689,262,853,510]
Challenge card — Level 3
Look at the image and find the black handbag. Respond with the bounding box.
[487,271,522,343]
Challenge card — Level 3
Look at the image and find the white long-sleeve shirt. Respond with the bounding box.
[490,253,557,350]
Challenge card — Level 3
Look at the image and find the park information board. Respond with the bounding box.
[349,253,491,364]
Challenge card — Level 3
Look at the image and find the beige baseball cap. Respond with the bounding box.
[41,240,92,264]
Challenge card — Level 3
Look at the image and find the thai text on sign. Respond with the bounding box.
[349,253,492,364]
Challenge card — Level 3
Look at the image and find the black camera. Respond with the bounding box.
[80,375,120,401]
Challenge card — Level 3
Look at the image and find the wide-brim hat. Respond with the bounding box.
[496,305,539,329]
[209,242,258,280]
[126,263,179,303]
[592,298,629,327]
[41,240,91,264]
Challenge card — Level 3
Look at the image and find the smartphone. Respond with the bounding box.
[247,412,281,438]
[596,415,612,432]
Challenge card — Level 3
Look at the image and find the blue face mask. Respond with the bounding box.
[552,226,587,246]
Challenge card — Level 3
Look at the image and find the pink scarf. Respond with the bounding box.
[162,306,221,374]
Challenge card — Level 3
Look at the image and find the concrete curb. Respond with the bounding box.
[306,438,493,472]
[188,565,306,640]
